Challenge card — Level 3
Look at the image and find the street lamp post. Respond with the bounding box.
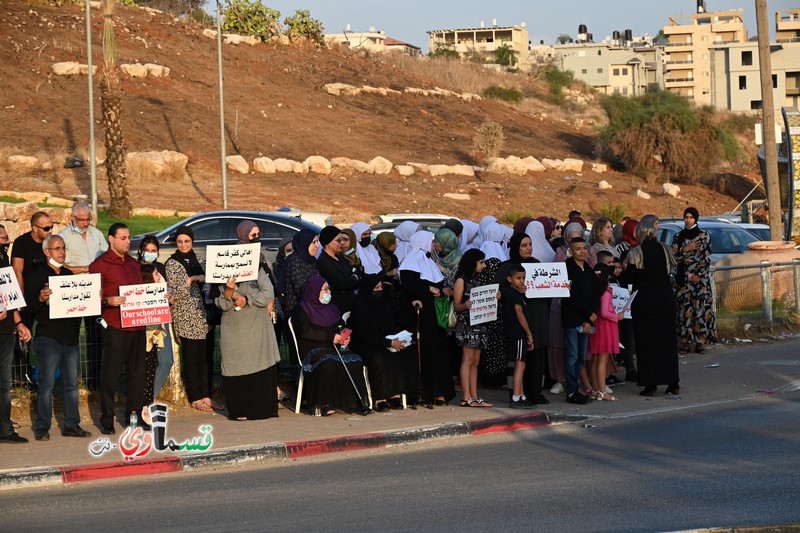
[216,0,228,209]
[85,0,97,215]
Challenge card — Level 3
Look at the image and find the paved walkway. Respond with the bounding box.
[1,339,798,488]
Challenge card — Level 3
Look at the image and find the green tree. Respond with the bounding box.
[429,42,460,60]
[494,44,517,66]
[222,0,281,41]
[284,9,324,45]
[556,34,573,44]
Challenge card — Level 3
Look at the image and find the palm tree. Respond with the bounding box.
[494,44,517,67]
[100,0,132,218]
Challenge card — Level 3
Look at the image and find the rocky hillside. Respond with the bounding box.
[0,1,751,222]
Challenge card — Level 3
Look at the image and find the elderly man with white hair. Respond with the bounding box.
[58,201,108,390]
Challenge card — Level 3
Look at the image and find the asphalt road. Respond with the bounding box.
[3,394,799,533]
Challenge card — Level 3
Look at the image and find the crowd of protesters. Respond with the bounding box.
[0,203,715,443]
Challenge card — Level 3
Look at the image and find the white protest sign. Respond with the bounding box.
[469,283,499,325]
[0,266,26,311]
[205,243,260,283]
[611,285,632,319]
[120,282,172,328]
[523,263,570,298]
[49,273,101,319]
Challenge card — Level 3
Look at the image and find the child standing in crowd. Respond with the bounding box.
[139,264,172,403]
[454,249,493,407]
[588,263,623,401]
[502,264,535,409]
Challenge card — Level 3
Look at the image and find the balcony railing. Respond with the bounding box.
[666,77,695,83]
[665,59,694,64]
[664,41,694,47]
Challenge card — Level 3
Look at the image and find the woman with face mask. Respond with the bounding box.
[211,221,282,420]
[349,274,421,412]
[293,276,369,416]
[279,228,320,319]
[350,222,382,275]
[316,226,360,314]
[137,237,175,401]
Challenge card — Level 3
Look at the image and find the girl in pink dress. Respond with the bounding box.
[589,264,623,401]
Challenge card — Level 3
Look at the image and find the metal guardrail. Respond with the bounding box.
[711,259,800,325]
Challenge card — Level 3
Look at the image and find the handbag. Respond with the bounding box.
[434,296,456,330]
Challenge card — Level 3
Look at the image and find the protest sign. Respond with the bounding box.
[0,266,25,311]
[120,282,172,328]
[611,285,632,319]
[523,263,570,298]
[469,283,499,325]
[205,243,260,283]
[49,273,101,319]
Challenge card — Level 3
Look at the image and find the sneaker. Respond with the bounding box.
[549,382,564,394]
[509,398,535,409]
[566,392,589,405]
[606,375,624,387]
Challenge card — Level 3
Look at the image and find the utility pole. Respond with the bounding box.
[85,0,97,215]
[755,0,782,240]
[216,0,228,209]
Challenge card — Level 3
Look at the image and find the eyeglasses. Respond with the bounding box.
[73,216,93,223]
[336,237,350,243]
[48,246,66,252]
[554,225,563,230]
[250,233,261,239]
[35,225,53,232]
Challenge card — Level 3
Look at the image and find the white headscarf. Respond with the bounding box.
[479,222,508,261]
[460,219,479,252]
[393,220,420,264]
[472,215,497,249]
[501,225,514,258]
[351,222,382,274]
[399,230,444,283]
[525,220,556,262]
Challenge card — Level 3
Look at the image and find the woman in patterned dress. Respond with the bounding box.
[477,222,509,388]
[671,207,716,354]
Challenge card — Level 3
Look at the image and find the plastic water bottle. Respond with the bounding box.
[129,410,138,429]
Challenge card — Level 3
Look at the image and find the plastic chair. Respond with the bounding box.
[287,317,311,415]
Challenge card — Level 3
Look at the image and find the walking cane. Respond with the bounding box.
[413,302,432,409]
[332,342,370,415]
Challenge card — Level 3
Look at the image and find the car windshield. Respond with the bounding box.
[705,226,759,254]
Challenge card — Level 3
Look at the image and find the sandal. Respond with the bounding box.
[320,405,335,417]
[471,397,493,408]
[191,400,213,412]
[460,399,474,407]
[203,398,224,411]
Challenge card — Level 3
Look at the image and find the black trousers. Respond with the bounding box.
[524,346,547,401]
[180,337,209,403]
[83,315,103,390]
[99,327,145,427]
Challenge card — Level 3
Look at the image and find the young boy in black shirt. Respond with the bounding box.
[502,264,535,409]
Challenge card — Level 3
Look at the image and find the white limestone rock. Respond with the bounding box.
[443,193,470,201]
[636,189,651,200]
[663,182,681,198]
[598,180,612,190]
[522,156,546,172]
[563,158,584,172]
[369,156,393,175]
[226,155,249,174]
[304,156,332,175]
[253,157,276,174]
[591,162,608,173]
[394,165,414,176]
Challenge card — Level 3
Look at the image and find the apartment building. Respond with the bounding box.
[325,28,421,57]
[427,22,530,70]
[662,3,747,105]
[554,42,661,96]
[775,8,800,43]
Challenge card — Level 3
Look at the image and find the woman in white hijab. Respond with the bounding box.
[460,219,479,252]
[393,221,420,264]
[351,222,382,275]
[398,231,453,407]
[479,222,508,262]
[472,215,498,250]
[525,220,557,263]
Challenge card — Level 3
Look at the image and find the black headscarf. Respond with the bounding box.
[508,232,537,264]
[442,218,463,238]
[680,207,701,240]
[319,225,342,248]
[170,225,204,276]
[292,228,318,264]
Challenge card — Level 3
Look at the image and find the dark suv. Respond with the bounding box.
[129,210,322,264]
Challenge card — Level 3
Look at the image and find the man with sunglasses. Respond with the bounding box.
[10,211,52,389]
[59,201,108,389]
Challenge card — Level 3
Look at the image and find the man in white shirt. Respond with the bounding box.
[59,201,108,390]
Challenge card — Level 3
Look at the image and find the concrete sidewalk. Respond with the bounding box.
[1,339,798,488]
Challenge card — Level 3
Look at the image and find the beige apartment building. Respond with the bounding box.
[427,23,530,70]
[554,42,662,96]
[325,29,421,57]
[662,7,748,105]
[709,9,800,113]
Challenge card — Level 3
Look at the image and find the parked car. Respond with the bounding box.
[129,210,323,264]
[371,213,454,236]
[656,220,761,264]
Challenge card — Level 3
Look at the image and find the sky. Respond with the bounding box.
[219,0,797,51]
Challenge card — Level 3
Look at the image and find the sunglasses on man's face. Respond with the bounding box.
[35,225,53,232]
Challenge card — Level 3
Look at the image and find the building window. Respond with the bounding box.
[622,87,629,96]
[622,68,628,75]
[597,68,603,73]
[613,68,620,76]
[739,75,747,90]
[581,68,587,74]
[751,100,762,110]
[613,87,620,94]
[597,50,602,55]
[773,74,778,88]
[741,50,753,66]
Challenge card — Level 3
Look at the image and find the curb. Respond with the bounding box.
[0,412,553,488]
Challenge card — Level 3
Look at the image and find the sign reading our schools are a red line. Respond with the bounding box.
[120,282,172,328]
